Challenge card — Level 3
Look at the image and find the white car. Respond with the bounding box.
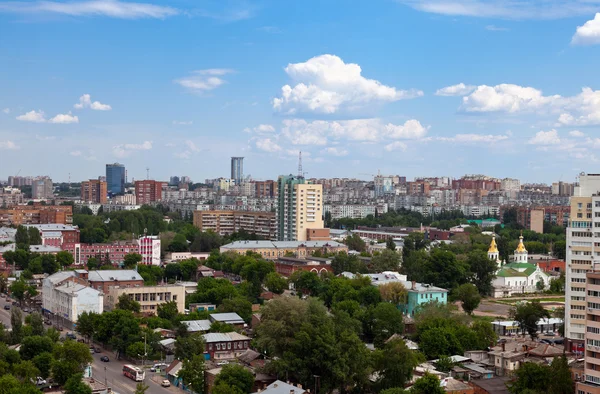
[161,380,171,387]
[34,377,47,385]
[216,361,229,366]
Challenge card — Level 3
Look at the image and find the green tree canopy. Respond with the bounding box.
[213,364,254,394]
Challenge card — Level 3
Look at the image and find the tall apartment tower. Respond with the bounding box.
[231,157,244,186]
[276,175,323,241]
[135,180,165,205]
[32,177,53,199]
[81,179,107,203]
[106,163,126,195]
[578,271,600,392]
[565,173,600,355]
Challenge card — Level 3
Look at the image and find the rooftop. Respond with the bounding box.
[29,245,62,253]
[252,380,307,394]
[25,224,78,231]
[202,332,250,343]
[221,240,345,250]
[182,320,212,332]
[88,270,143,282]
[209,312,245,324]
[54,282,99,296]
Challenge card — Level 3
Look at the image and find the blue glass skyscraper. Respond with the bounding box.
[106,163,125,194]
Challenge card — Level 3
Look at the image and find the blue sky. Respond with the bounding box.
[1,0,600,184]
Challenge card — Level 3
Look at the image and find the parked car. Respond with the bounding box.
[44,320,52,325]
[3,304,10,310]
[100,356,109,362]
[22,308,30,313]
[66,332,76,340]
[161,380,171,387]
[216,361,229,366]
[94,347,101,353]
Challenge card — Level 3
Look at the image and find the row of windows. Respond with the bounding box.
[572,231,592,237]
[572,296,586,301]
[589,291,600,297]
[572,304,586,310]
[572,278,587,283]
[587,326,600,334]
[571,314,586,320]
[577,202,593,209]
[576,213,593,219]
[572,241,593,247]
[572,287,586,292]
[572,251,592,256]
[208,341,249,351]
[588,339,600,347]
[589,302,600,309]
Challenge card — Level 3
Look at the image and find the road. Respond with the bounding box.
[0,300,178,394]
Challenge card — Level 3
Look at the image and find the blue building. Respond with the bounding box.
[106,163,125,195]
[231,157,244,185]
[401,281,448,316]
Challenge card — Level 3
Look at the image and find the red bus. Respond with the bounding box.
[123,364,145,381]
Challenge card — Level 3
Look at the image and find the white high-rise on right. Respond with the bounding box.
[565,173,600,355]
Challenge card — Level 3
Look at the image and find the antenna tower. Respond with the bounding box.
[146,167,150,180]
[297,151,303,178]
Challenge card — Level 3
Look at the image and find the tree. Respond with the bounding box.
[64,374,92,394]
[379,282,407,305]
[264,272,288,294]
[380,389,408,394]
[86,257,99,270]
[549,355,574,394]
[76,312,99,339]
[134,382,149,394]
[371,250,401,272]
[13,360,40,382]
[27,227,42,246]
[425,248,469,291]
[213,364,254,394]
[212,382,243,394]
[40,254,59,274]
[455,283,481,315]
[508,362,551,394]
[10,279,28,306]
[123,253,142,269]
[116,294,141,313]
[290,270,322,296]
[174,334,205,361]
[126,342,146,359]
[371,302,404,348]
[466,250,497,296]
[32,352,53,379]
[178,355,205,394]
[56,251,74,268]
[219,297,253,323]
[411,373,445,394]
[374,338,418,390]
[510,301,550,339]
[15,226,29,249]
[386,237,396,251]
[52,340,93,385]
[552,240,566,260]
[20,335,54,360]
[11,307,23,344]
[157,301,179,321]
[345,233,366,252]
[168,233,189,252]
[435,355,455,372]
[471,320,497,349]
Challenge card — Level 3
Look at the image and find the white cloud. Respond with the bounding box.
[273,54,423,114]
[321,147,349,156]
[70,150,82,156]
[165,142,176,147]
[557,88,600,126]
[2,108,9,114]
[255,138,282,153]
[16,110,46,123]
[437,133,510,143]
[48,113,79,124]
[486,25,509,31]
[529,129,561,145]
[0,141,19,150]
[185,140,201,152]
[0,0,179,19]
[384,141,407,152]
[35,134,56,141]
[398,1,600,20]
[435,83,476,96]
[461,84,563,113]
[570,130,585,137]
[572,13,600,45]
[112,140,152,158]
[244,124,275,134]
[174,69,234,93]
[74,94,112,110]
[172,120,193,125]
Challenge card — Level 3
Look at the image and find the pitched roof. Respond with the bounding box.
[496,268,528,277]
[182,320,212,332]
[209,312,244,324]
[202,332,250,343]
[45,271,76,285]
[252,380,307,394]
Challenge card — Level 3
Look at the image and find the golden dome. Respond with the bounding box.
[515,235,527,253]
[488,235,499,253]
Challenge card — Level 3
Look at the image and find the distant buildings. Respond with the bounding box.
[42,271,104,324]
[138,235,161,265]
[105,284,185,315]
[32,176,53,199]
[135,180,165,204]
[231,157,244,186]
[577,271,600,392]
[192,210,277,239]
[81,179,107,204]
[276,175,324,242]
[202,332,251,360]
[0,205,74,226]
[220,240,347,259]
[8,176,34,187]
[0,186,23,207]
[106,163,125,194]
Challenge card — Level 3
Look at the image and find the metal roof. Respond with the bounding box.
[88,270,143,282]
[252,380,306,394]
[221,240,345,250]
[46,271,77,285]
[202,332,250,343]
[25,224,78,231]
[209,312,244,324]
[182,320,212,332]
[54,282,99,296]
[30,245,62,253]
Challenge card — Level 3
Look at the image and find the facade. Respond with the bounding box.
[231,157,244,185]
[42,271,103,323]
[63,241,139,265]
[0,186,24,207]
[0,205,74,226]
[401,281,448,316]
[576,271,600,393]
[275,257,334,277]
[106,163,126,195]
[27,224,80,246]
[138,235,161,265]
[276,175,324,241]
[87,269,144,294]
[192,210,277,239]
[135,180,165,204]
[32,176,53,199]
[254,180,276,198]
[81,179,108,204]
[202,332,251,360]
[220,240,347,259]
[105,284,186,315]
[565,174,600,354]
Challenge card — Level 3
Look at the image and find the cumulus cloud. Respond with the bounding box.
[174,69,234,93]
[0,141,19,150]
[16,110,46,123]
[48,113,79,124]
[398,0,600,20]
[112,140,152,158]
[74,94,112,110]
[556,88,600,126]
[384,141,408,152]
[255,138,282,152]
[461,84,563,113]
[435,83,476,96]
[0,0,179,19]
[529,129,561,145]
[273,54,422,115]
[243,124,275,134]
[321,147,349,156]
[436,133,510,143]
[570,130,585,137]
[70,150,82,156]
[572,13,600,45]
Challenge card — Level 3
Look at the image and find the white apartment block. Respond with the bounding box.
[42,272,103,323]
[324,204,388,219]
[565,174,600,354]
[138,235,161,265]
[501,178,521,191]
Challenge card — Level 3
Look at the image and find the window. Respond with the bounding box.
[216,344,220,350]
[579,203,583,209]
[227,342,231,350]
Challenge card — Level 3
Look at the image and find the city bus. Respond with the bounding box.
[122,364,145,381]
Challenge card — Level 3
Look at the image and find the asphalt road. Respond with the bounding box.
[0,301,177,394]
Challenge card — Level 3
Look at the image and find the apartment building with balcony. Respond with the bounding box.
[192,210,276,239]
[576,271,600,393]
[276,175,324,242]
[105,284,186,315]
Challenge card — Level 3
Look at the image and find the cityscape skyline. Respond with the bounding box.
[2,1,600,183]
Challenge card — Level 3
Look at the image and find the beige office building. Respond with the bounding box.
[105,284,186,315]
[577,271,600,393]
[294,184,324,241]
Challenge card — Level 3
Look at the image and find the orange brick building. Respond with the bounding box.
[0,205,73,226]
[135,180,166,204]
[81,179,107,204]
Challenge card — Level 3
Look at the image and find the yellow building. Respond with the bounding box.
[294,183,324,241]
[193,210,276,239]
[105,284,186,315]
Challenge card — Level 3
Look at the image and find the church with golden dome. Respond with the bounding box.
[489,233,551,298]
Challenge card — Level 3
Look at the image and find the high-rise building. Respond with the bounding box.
[169,176,180,186]
[32,177,53,199]
[276,175,324,241]
[81,179,107,204]
[578,271,600,392]
[565,173,600,356]
[106,163,125,195]
[135,180,165,205]
[231,157,244,186]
